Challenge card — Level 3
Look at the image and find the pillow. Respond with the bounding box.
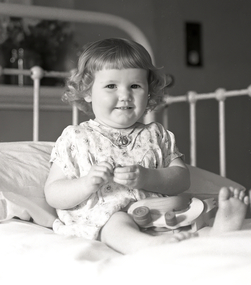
[186,164,245,201]
[0,141,245,226]
[0,141,57,226]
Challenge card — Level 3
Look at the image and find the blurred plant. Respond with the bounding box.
[0,16,78,71]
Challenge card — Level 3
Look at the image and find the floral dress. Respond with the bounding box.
[50,119,183,240]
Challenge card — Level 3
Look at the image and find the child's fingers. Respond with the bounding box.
[91,176,104,185]
[114,171,136,180]
[113,179,134,187]
[113,169,138,186]
[89,172,112,185]
[114,165,136,173]
[97,161,114,174]
[88,163,114,185]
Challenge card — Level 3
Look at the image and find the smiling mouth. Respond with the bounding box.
[116,107,133,110]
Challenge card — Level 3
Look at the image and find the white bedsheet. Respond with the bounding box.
[1,219,251,285]
[1,141,250,284]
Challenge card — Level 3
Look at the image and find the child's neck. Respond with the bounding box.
[93,118,139,132]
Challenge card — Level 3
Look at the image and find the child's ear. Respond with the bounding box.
[84,94,92,102]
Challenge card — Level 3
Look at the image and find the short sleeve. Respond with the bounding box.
[156,123,184,167]
[50,126,80,179]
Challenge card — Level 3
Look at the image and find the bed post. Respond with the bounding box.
[188,91,197,167]
[216,88,226,177]
[31,66,44,142]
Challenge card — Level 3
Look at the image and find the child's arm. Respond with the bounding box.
[44,161,113,209]
[113,157,190,196]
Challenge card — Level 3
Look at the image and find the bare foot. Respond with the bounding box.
[210,187,249,235]
[145,229,198,247]
[137,230,198,252]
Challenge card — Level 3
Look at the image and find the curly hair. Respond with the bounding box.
[63,38,166,115]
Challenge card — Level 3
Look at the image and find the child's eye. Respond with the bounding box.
[106,84,116,89]
[131,84,141,89]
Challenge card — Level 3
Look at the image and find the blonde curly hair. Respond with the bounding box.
[63,38,166,115]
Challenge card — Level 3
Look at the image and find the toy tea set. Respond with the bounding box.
[127,194,217,233]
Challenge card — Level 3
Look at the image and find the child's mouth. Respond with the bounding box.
[116,107,132,110]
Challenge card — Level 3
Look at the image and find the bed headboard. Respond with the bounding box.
[0,2,154,140]
[0,2,250,182]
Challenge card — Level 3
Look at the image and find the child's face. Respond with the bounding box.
[86,68,149,129]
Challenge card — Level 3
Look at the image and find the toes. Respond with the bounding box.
[233,188,244,199]
[233,188,247,201]
[239,190,245,201]
[171,231,198,242]
[219,187,231,201]
[220,187,247,202]
[229,187,235,196]
[244,196,250,206]
[233,188,238,198]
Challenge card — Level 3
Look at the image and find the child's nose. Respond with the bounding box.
[119,88,132,101]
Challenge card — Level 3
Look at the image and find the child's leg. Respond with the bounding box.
[209,186,249,235]
[100,211,197,254]
[0,192,56,228]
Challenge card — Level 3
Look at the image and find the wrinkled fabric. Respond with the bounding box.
[50,120,183,239]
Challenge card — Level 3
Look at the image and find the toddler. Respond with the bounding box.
[44,38,192,253]
[43,38,249,254]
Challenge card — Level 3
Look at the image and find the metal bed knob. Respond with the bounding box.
[30,66,44,80]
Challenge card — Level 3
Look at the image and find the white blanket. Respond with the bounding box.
[1,141,250,285]
[1,219,251,285]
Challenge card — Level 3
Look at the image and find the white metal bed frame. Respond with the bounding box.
[0,3,250,178]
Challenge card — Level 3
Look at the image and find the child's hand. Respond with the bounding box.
[86,161,114,191]
[113,165,146,189]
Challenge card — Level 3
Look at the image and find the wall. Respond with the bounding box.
[73,0,155,47]
[152,0,251,188]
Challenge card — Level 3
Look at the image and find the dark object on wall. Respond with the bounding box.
[185,22,203,67]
